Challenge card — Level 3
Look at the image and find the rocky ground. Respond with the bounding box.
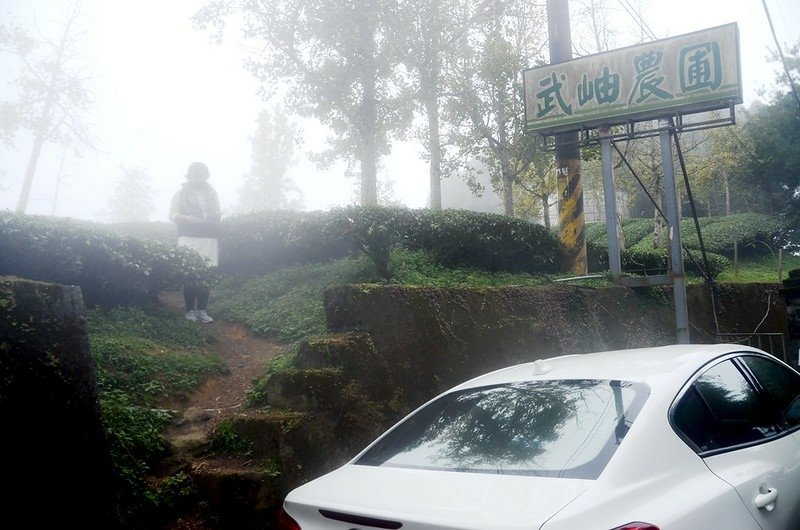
[156,291,289,529]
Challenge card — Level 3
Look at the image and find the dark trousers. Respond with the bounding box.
[183,283,210,311]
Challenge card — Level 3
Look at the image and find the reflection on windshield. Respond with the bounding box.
[356,379,648,479]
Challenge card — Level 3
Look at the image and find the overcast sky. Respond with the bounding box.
[1,0,798,222]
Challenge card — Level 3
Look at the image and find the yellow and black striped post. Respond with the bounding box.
[557,158,587,274]
[547,0,587,275]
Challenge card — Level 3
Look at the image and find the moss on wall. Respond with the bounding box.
[0,276,115,527]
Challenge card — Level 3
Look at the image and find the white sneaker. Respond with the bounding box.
[196,310,213,323]
[185,310,197,322]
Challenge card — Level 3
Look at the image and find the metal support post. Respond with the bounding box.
[599,128,621,279]
[659,118,690,344]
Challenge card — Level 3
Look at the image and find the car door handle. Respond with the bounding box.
[754,487,778,511]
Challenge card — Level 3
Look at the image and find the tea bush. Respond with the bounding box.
[0,212,211,308]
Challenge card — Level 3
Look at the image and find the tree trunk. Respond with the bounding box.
[358,29,379,207]
[421,0,442,210]
[424,93,442,210]
[15,7,75,214]
[722,170,731,215]
[501,163,514,216]
[17,130,49,214]
[541,193,551,228]
[652,174,663,249]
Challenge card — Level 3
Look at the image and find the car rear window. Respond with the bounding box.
[355,379,649,479]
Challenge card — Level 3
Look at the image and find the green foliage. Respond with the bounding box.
[411,209,560,274]
[717,252,800,283]
[218,206,561,278]
[745,78,800,245]
[0,212,212,308]
[99,389,173,524]
[679,213,792,257]
[87,307,226,527]
[616,246,730,279]
[389,248,552,287]
[237,105,300,212]
[109,166,157,223]
[621,218,660,246]
[211,257,375,342]
[210,419,254,457]
[586,214,790,278]
[244,352,299,406]
[193,0,412,206]
[105,221,177,245]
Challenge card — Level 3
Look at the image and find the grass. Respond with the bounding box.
[86,305,228,528]
[716,252,800,283]
[209,247,800,351]
[210,257,377,342]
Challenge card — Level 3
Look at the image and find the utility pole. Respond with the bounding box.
[546,0,586,275]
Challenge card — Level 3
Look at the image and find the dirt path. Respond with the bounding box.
[157,291,288,438]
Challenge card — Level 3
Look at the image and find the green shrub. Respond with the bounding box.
[586,214,788,278]
[216,207,561,277]
[679,213,791,257]
[105,221,177,245]
[219,210,353,275]
[412,209,560,273]
[210,419,254,457]
[0,212,211,308]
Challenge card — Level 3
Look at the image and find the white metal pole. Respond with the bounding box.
[659,118,690,344]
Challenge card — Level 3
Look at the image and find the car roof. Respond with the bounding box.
[452,343,768,392]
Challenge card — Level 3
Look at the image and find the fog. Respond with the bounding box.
[1,0,797,223]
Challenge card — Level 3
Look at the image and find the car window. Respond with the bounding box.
[355,379,649,480]
[672,359,784,453]
[741,355,800,428]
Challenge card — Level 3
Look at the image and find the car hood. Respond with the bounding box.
[284,463,593,530]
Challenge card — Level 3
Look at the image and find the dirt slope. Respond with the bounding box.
[157,290,287,438]
[156,291,290,529]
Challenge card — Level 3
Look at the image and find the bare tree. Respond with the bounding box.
[1,1,96,214]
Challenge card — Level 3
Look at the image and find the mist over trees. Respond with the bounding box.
[194,0,414,208]
[0,0,796,244]
[108,166,155,223]
[0,0,96,215]
[236,105,303,213]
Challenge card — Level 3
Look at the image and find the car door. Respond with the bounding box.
[671,355,800,530]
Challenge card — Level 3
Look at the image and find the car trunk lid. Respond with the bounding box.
[284,464,592,530]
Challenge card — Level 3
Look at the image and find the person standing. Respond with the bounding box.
[169,161,221,323]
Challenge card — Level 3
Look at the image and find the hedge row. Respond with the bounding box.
[586,213,792,278]
[0,212,211,308]
[218,206,562,276]
[4,209,790,307]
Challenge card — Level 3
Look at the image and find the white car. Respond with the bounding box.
[277,344,800,530]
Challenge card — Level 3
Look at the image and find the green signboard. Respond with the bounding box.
[524,23,742,135]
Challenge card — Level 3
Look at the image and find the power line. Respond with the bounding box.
[616,0,657,41]
[761,0,800,111]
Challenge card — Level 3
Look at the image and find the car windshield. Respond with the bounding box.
[356,379,649,479]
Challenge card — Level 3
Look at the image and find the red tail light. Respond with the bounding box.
[611,524,659,530]
[277,508,301,530]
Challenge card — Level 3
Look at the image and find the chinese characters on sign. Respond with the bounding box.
[524,23,741,134]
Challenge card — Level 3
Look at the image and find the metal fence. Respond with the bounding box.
[716,332,792,366]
